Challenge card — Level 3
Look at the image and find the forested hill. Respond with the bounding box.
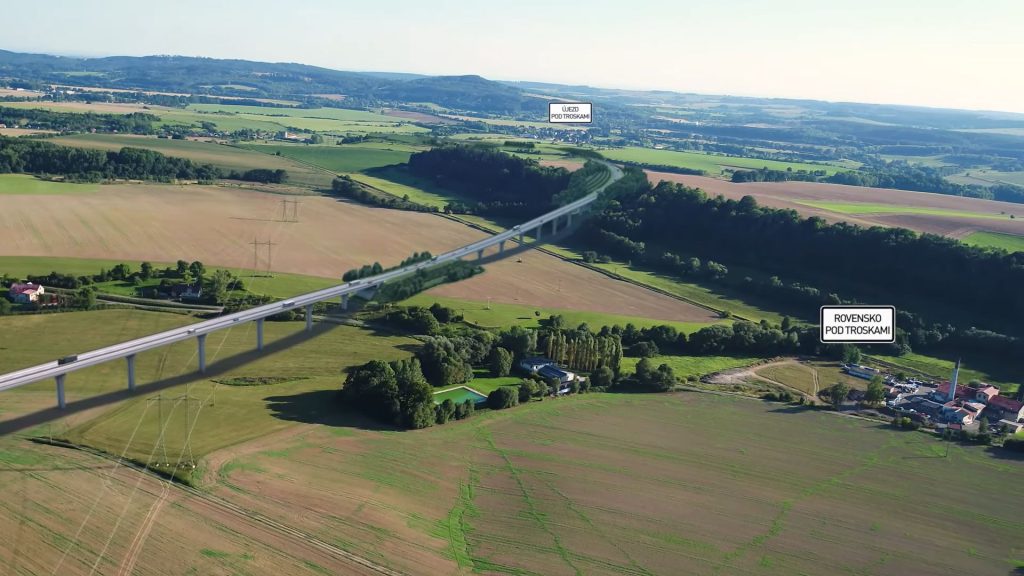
[0,50,533,113]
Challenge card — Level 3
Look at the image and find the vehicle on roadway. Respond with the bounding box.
[57,355,78,366]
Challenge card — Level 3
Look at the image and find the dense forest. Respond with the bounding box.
[581,169,1024,356]
[407,145,571,217]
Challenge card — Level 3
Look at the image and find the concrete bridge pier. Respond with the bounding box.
[341,293,349,311]
[305,304,314,332]
[256,318,264,351]
[127,354,136,392]
[477,248,484,260]
[567,211,574,227]
[535,225,542,241]
[197,334,207,373]
[499,240,506,254]
[518,233,524,244]
[56,374,66,409]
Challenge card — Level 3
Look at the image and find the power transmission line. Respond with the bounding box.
[280,199,300,222]
[249,238,278,277]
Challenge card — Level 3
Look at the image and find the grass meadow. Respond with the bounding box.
[962,230,1024,252]
[0,174,99,195]
[239,142,412,173]
[401,293,718,333]
[50,134,335,188]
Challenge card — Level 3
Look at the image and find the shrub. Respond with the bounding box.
[487,386,519,409]
[1003,436,1024,453]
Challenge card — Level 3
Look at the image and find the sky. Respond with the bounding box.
[4,0,1024,113]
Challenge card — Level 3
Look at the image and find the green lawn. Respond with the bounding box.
[961,231,1024,253]
[0,256,338,299]
[239,143,411,173]
[620,354,759,380]
[0,174,99,195]
[402,294,718,333]
[601,146,846,176]
[796,200,1019,221]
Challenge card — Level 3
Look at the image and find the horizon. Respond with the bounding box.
[7,46,1024,118]
[3,0,1023,115]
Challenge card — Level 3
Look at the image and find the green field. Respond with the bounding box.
[796,200,1019,221]
[962,230,1024,252]
[206,392,1024,575]
[351,166,469,208]
[620,354,759,380]
[402,294,718,333]
[239,142,412,173]
[601,146,846,175]
[948,168,1024,187]
[189,103,400,123]
[49,134,334,188]
[0,310,416,463]
[0,174,99,195]
[0,256,338,299]
[185,104,430,134]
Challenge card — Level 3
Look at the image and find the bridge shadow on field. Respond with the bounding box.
[0,318,348,438]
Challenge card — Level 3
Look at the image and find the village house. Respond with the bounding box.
[988,395,1024,422]
[8,282,45,303]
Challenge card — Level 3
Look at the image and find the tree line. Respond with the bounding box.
[581,170,1024,356]
[0,106,159,134]
[329,175,439,213]
[0,136,288,184]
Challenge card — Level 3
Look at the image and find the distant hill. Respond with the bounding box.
[0,49,534,113]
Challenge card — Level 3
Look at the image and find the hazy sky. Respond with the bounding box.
[4,0,1023,113]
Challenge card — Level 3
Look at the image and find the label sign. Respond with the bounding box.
[549,102,592,123]
[820,305,895,343]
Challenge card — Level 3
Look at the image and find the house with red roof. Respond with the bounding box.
[988,395,1024,423]
[8,282,45,303]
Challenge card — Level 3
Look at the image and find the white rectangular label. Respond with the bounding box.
[820,306,895,343]
[549,102,592,123]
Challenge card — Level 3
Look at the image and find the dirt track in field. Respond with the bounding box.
[646,171,1024,237]
[0,183,712,321]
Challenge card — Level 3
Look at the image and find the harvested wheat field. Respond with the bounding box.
[648,170,1024,238]
[0,182,707,320]
[0,438,388,576]
[427,246,718,323]
[0,183,483,278]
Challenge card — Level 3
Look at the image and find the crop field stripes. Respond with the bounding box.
[481,429,583,576]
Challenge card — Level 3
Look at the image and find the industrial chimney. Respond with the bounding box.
[947,359,961,403]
